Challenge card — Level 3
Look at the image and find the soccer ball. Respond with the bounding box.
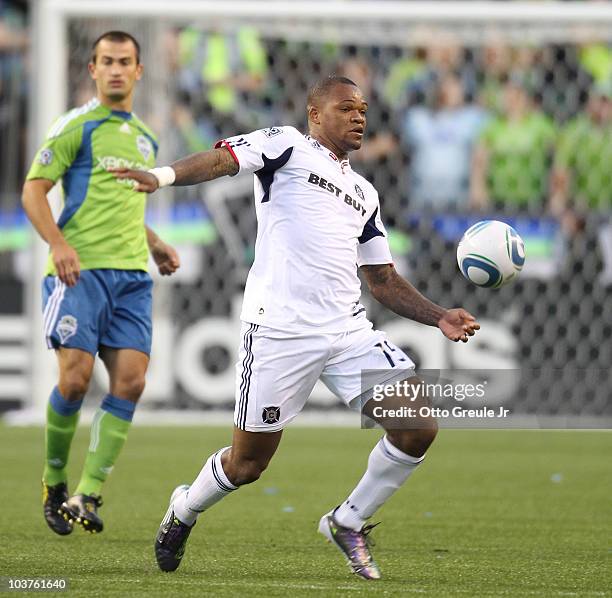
[457,220,525,288]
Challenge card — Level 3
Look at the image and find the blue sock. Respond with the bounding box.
[49,386,83,416]
[100,394,137,422]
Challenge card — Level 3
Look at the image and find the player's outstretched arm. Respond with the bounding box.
[361,263,480,343]
[111,147,239,192]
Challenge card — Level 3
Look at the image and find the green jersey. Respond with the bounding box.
[480,112,556,206]
[26,98,158,275]
[555,115,612,210]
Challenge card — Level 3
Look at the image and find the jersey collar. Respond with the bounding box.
[111,110,132,120]
[305,135,352,173]
[96,99,133,120]
[330,152,351,174]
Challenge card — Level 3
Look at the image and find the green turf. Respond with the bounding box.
[0,425,610,596]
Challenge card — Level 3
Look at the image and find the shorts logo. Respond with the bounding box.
[262,127,282,138]
[354,184,365,201]
[56,315,78,344]
[38,149,54,165]
[262,406,281,424]
[136,135,153,161]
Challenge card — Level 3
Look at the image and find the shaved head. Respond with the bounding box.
[306,75,367,160]
[91,30,141,64]
[307,75,358,109]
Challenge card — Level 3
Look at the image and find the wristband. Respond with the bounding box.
[148,166,176,188]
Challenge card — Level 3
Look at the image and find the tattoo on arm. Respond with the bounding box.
[361,264,447,327]
[171,147,239,186]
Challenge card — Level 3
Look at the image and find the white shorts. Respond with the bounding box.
[234,322,416,432]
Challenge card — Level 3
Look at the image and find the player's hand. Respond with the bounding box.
[109,168,159,193]
[438,308,480,343]
[50,239,80,287]
[151,240,180,276]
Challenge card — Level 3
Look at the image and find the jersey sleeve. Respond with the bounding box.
[357,202,393,267]
[26,123,83,183]
[215,126,298,175]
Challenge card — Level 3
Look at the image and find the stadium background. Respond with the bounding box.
[0,0,610,425]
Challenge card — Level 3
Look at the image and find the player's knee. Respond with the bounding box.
[114,375,146,402]
[59,369,92,401]
[226,457,268,487]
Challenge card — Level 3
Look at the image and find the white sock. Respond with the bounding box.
[333,436,425,531]
[173,446,237,526]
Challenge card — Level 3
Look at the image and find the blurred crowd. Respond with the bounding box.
[1,12,611,231]
[161,28,612,227]
[157,26,612,293]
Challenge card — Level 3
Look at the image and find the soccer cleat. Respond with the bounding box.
[318,509,381,580]
[59,494,104,533]
[155,485,194,572]
[42,481,73,536]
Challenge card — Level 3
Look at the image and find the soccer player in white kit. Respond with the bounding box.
[114,76,480,580]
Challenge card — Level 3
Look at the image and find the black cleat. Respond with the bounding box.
[42,481,73,536]
[155,485,194,572]
[60,494,104,533]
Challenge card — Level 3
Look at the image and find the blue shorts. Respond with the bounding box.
[42,269,153,356]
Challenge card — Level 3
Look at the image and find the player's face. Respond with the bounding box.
[316,84,368,155]
[89,39,143,104]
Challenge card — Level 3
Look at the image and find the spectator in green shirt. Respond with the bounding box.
[471,80,556,211]
[551,84,612,215]
[177,26,269,129]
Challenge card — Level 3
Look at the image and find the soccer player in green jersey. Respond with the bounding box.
[22,31,180,535]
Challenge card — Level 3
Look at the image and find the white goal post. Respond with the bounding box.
[25,0,612,418]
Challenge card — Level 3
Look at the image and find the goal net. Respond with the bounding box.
[23,1,612,426]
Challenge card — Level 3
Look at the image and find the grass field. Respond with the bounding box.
[0,425,610,597]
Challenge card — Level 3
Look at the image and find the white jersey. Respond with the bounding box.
[216,126,393,333]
